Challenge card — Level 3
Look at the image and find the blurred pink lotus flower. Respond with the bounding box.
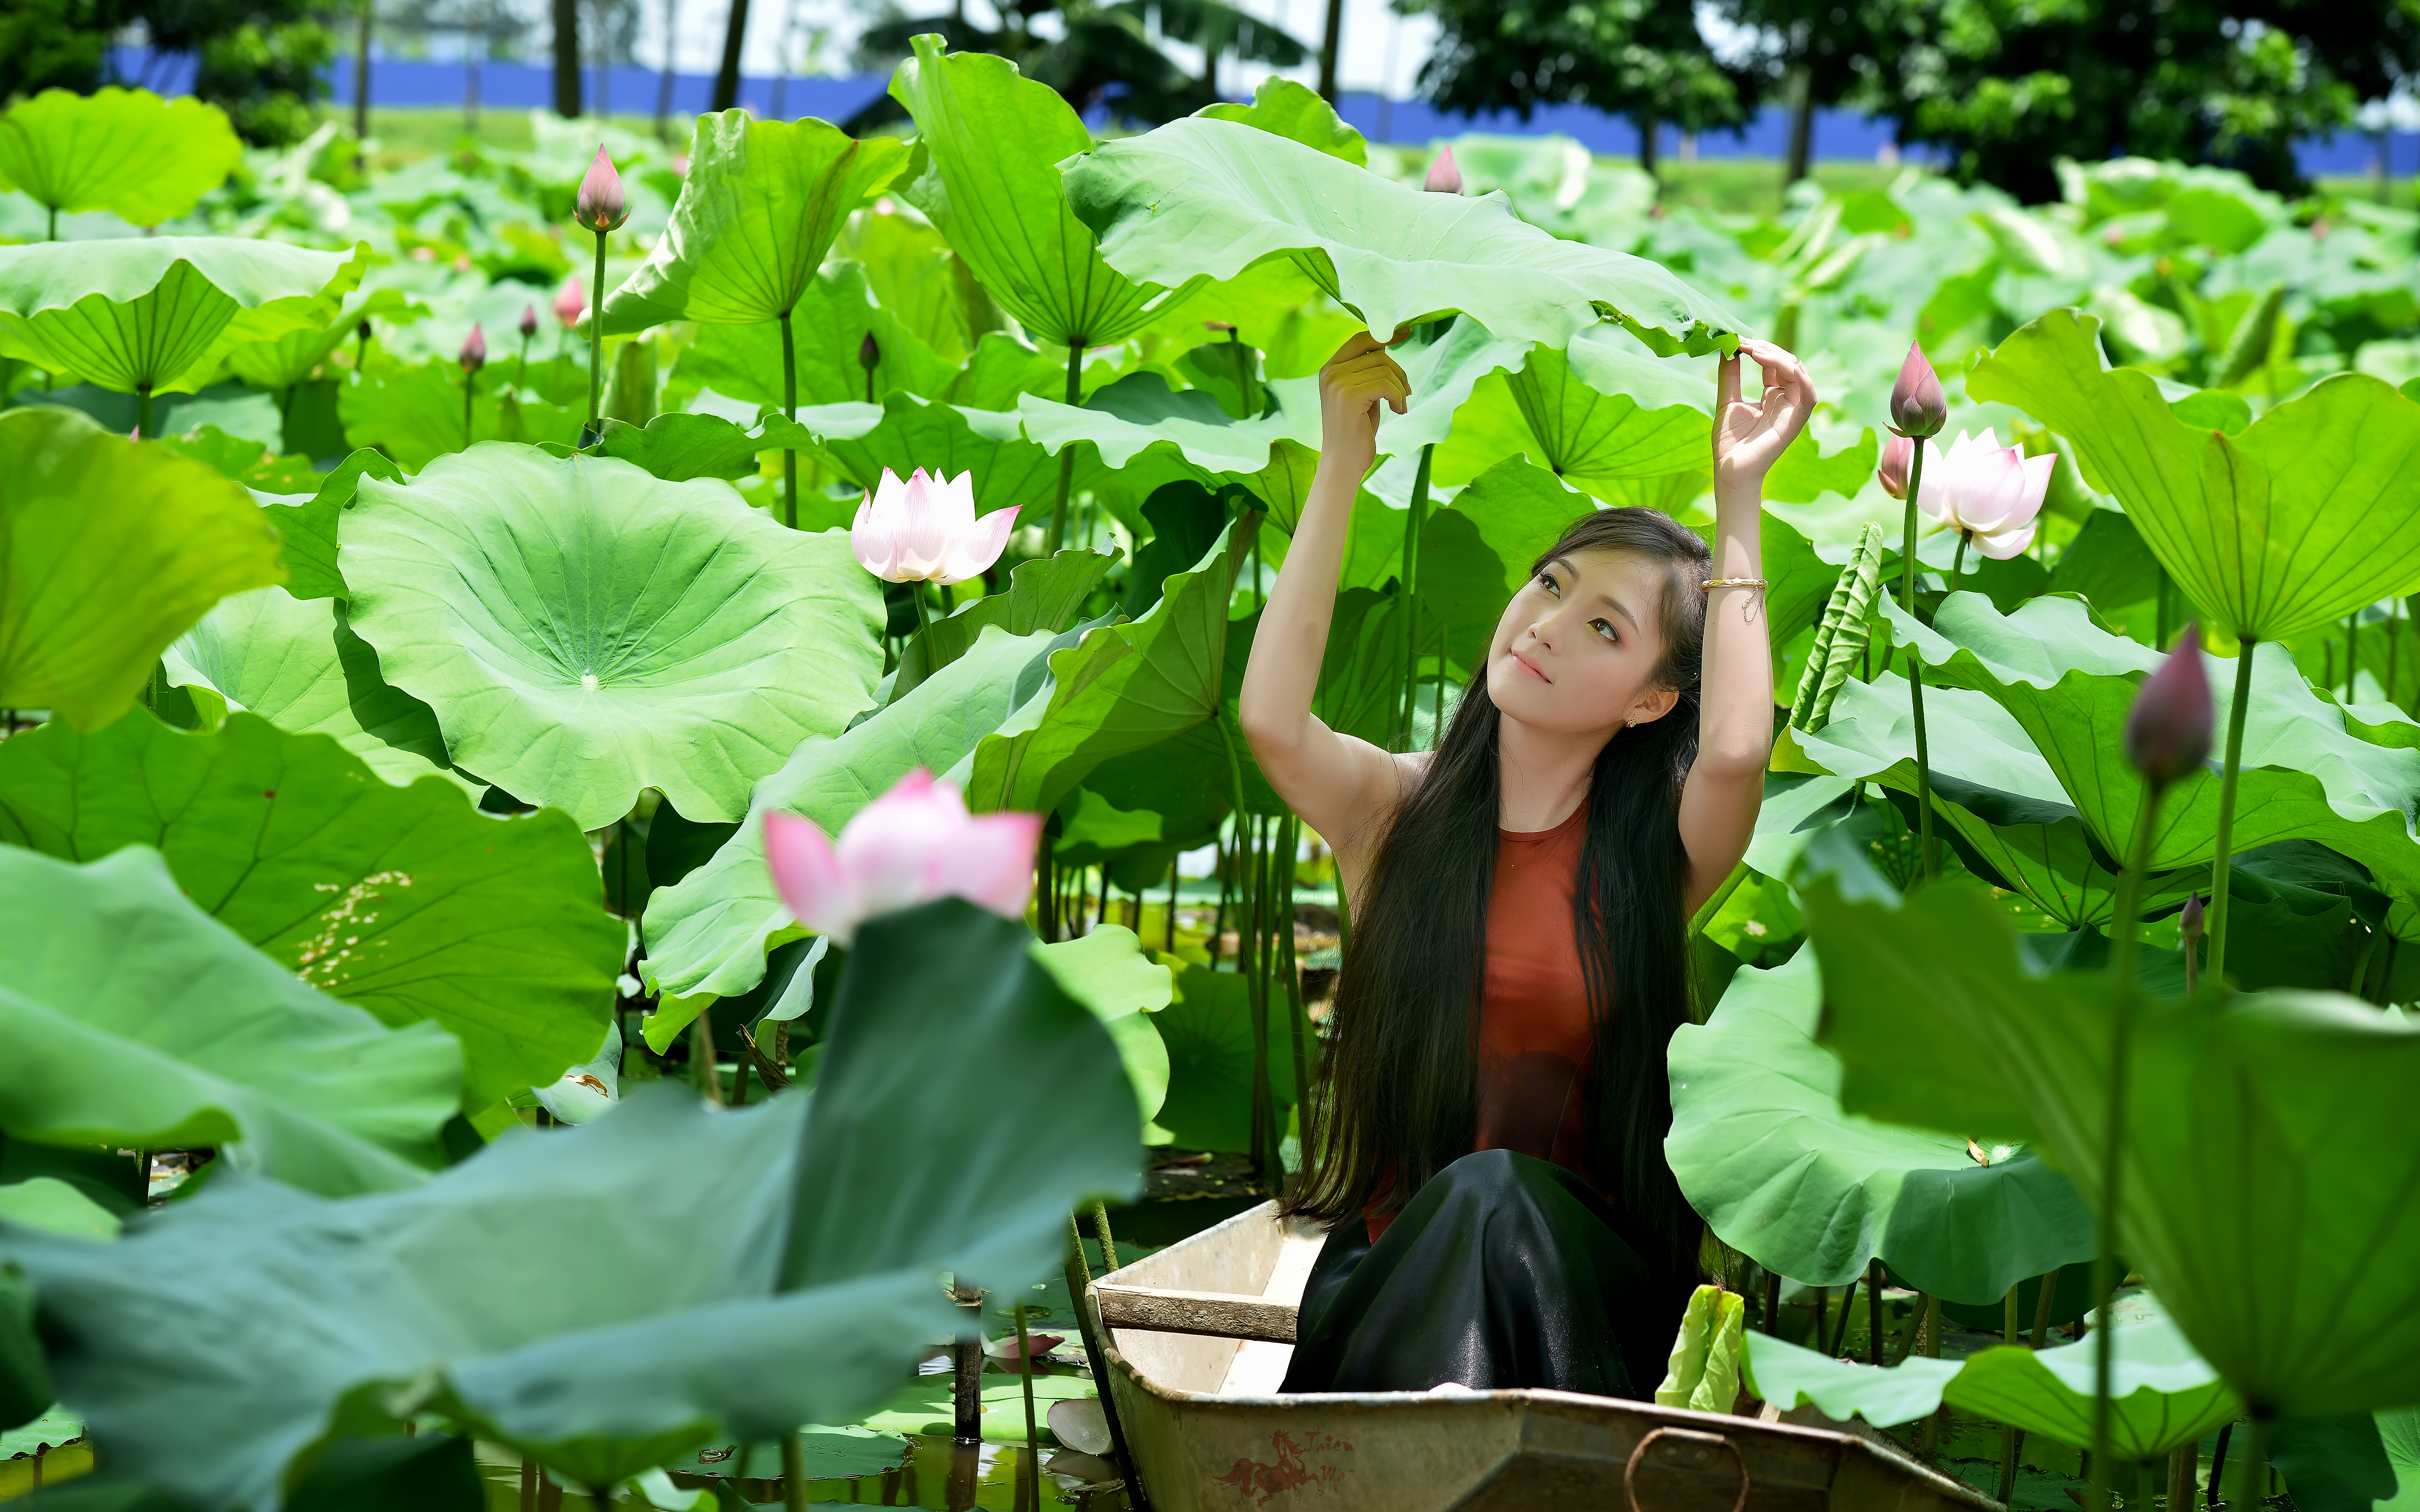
[987,1331,1067,1373]
[574,146,629,232]
[552,277,586,330]
[1916,429,2054,559]
[851,468,1017,586]
[519,303,540,339]
[763,769,1041,945]
[1877,433,1914,500]
[458,323,487,372]
[1425,146,1463,194]
[2125,627,2213,789]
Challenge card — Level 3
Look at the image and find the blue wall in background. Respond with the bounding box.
[112,47,2418,179]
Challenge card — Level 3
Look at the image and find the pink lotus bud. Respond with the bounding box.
[459,323,487,373]
[763,770,1042,945]
[519,302,540,339]
[2125,628,2214,789]
[574,146,629,232]
[2180,893,2205,946]
[1425,146,1463,194]
[1915,429,2054,559]
[858,331,881,372]
[1877,433,1914,500]
[851,467,1017,586]
[1888,341,1947,439]
[553,276,586,330]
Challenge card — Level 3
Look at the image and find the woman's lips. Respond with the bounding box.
[1510,649,1551,683]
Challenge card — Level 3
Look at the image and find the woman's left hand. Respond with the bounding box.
[1712,338,1817,490]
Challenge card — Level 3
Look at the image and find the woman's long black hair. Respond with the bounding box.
[1282,506,1713,1282]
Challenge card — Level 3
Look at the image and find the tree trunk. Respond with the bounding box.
[1784,68,1813,187]
[351,0,371,143]
[551,0,582,117]
[1315,0,1343,101]
[653,0,676,138]
[1637,117,1658,177]
[712,0,750,112]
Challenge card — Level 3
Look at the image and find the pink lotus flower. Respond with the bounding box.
[519,303,540,339]
[1425,146,1463,194]
[763,769,1041,945]
[1916,429,2055,559]
[458,323,487,373]
[850,468,1018,586]
[574,146,629,232]
[552,277,586,330]
[986,1331,1067,1373]
[2125,627,2213,789]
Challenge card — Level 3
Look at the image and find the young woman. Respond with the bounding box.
[1240,329,1814,1398]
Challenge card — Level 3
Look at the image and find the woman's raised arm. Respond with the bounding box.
[1237,332,1412,862]
[1679,339,1813,912]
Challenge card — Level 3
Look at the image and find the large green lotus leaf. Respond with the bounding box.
[788,394,1061,524]
[1791,672,2138,928]
[1153,960,1297,1154]
[162,586,464,791]
[0,239,366,396]
[1063,115,1745,355]
[1197,76,1368,164]
[601,112,910,332]
[0,712,619,1111]
[1967,309,2420,641]
[0,88,241,224]
[961,529,1239,816]
[1372,316,1537,457]
[258,449,404,603]
[337,363,586,473]
[222,288,422,395]
[663,262,960,411]
[1033,924,1172,1124]
[1500,329,1710,483]
[0,407,285,731]
[1744,1309,2238,1459]
[639,625,1058,1013]
[891,546,1116,702]
[340,445,883,830]
[1667,947,2093,1302]
[0,845,459,1194]
[1017,370,1319,480]
[1807,877,2420,1420]
[2,897,1139,1504]
[1888,592,2420,937]
[888,36,1175,348]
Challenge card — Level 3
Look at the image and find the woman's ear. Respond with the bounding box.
[1626,683,1682,728]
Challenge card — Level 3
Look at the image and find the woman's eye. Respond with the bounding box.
[1592,619,1617,642]
[1537,573,1560,596]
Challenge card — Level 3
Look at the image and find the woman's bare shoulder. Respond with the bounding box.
[1327,750,1433,874]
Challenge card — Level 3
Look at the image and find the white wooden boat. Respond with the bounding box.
[1087,1201,1997,1511]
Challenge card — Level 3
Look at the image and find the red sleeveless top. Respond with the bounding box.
[1365,801,1598,1241]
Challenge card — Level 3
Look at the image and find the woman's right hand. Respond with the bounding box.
[1316,330,1412,480]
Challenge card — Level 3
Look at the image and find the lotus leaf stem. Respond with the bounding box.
[1398,445,1434,750]
[1998,1285,2022,1504]
[1868,1259,1884,1366]
[2207,1421,2232,1510]
[1091,1201,1120,1275]
[2204,643,2257,985]
[463,366,476,450]
[2029,1266,2060,1349]
[783,1433,806,1512]
[2087,780,2165,1512]
[2235,1417,2267,1512]
[779,309,799,530]
[585,229,607,444]
[1013,1303,1040,1487]
[1046,344,1082,552]
[135,385,152,443]
[1165,866,1178,952]
[1763,1270,1782,1338]
[1949,531,1968,599]
[1061,1214,1146,1501]
[690,1008,721,1106]
[1897,443,1938,879]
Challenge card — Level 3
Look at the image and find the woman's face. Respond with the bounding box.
[1485,548,1682,739]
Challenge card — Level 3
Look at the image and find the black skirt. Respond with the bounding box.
[1278,1149,1687,1398]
